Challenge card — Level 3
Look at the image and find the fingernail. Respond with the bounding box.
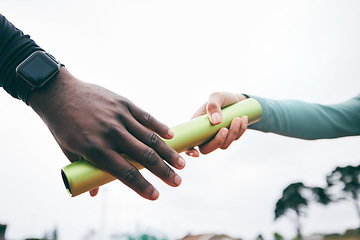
[174,174,182,186]
[243,115,248,124]
[186,151,196,157]
[151,189,159,200]
[167,129,174,138]
[211,112,221,124]
[236,117,241,128]
[177,156,186,168]
[221,128,228,138]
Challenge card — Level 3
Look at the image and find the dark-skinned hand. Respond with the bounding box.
[28,68,185,200]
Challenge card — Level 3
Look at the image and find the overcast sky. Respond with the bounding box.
[1,1,360,240]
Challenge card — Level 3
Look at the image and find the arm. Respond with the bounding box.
[186,92,360,157]
[0,14,185,200]
[0,14,43,102]
[249,94,360,139]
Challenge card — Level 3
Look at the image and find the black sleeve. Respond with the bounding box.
[0,14,43,103]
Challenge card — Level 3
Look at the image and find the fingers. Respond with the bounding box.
[199,128,229,154]
[87,101,184,200]
[191,102,208,119]
[191,92,244,125]
[122,134,183,188]
[86,148,160,200]
[219,118,242,150]
[198,116,248,155]
[185,148,200,157]
[107,103,185,191]
[206,101,223,125]
[89,188,99,197]
[127,103,186,170]
[128,103,174,139]
[206,92,234,124]
[120,120,184,188]
[236,115,248,140]
[220,116,248,149]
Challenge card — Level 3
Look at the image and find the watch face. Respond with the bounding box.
[16,51,60,88]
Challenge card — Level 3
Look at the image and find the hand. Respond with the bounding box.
[186,92,248,157]
[28,68,185,200]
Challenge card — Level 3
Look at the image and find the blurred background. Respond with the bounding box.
[0,0,360,239]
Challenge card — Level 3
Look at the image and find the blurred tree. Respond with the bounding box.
[0,224,6,240]
[139,234,157,240]
[327,164,360,228]
[275,182,308,240]
[274,182,331,240]
[255,234,264,240]
[310,187,332,205]
[52,227,58,240]
[273,232,284,240]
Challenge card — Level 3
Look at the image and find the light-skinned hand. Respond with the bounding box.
[186,92,248,157]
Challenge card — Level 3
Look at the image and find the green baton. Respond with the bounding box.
[61,98,262,197]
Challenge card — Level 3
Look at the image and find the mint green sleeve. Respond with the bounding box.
[248,94,360,140]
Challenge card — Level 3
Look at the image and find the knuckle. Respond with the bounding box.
[200,148,211,155]
[122,168,138,183]
[80,136,100,155]
[220,144,230,150]
[115,110,130,123]
[214,135,226,145]
[143,148,158,166]
[165,167,173,179]
[147,132,160,148]
[103,123,119,137]
[207,101,218,110]
[117,96,130,108]
[210,91,222,99]
[143,111,152,124]
[166,148,176,161]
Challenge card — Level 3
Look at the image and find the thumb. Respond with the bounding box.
[206,100,223,125]
[206,92,243,125]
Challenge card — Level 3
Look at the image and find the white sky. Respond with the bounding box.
[1,1,360,240]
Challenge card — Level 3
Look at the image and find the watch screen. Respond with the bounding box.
[17,52,59,88]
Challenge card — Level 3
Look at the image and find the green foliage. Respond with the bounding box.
[327,164,360,227]
[25,239,48,240]
[0,224,6,240]
[311,187,331,205]
[323,227,360,239]
[327,164,360,200]
[273,232,285,240]
[274,182,308,220]
[274,182,332,240]
[255,234,264,240]
[344,228,360,237]
[139,234,158,240]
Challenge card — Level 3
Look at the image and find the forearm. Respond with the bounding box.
[248,95,360,139]
[0,14,43,103]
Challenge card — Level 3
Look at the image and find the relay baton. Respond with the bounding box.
[61,98,262,197]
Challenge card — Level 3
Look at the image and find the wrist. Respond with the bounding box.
[28,67,76,114]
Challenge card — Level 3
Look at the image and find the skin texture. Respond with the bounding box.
[28,67,185,200]
[186,92,248,157]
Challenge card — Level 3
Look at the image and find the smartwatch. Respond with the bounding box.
[16,51,63,89]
